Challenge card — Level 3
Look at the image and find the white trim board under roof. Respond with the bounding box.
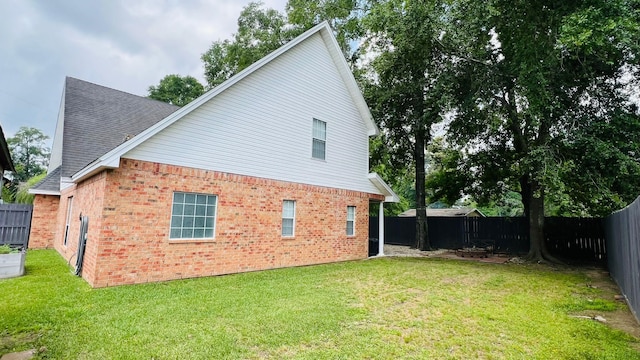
[368,173,400,203]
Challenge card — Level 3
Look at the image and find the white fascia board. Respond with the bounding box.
[71,22,342,184]
[60,177,75,191]
[318,28,379,137]
[71,156,120,182]
[368,173,400,203]
[28,189,60,196]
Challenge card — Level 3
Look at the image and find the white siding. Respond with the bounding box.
[48,86,66,173]
[125,33,379,194]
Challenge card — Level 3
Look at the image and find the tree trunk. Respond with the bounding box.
[414,121,431,251]
[524,178,559,261]
[519,175,530,218]
[526,178,545,261]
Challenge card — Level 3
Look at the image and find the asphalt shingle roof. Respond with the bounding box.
[31,166,61,193]
[61,77,179,178]
[32,77,179,193]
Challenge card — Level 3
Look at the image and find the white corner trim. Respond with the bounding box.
[368,173,400,203]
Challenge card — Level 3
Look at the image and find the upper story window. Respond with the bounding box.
[170,192,217,239]
[312,118,326,160]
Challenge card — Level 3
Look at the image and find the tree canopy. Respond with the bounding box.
[201,2,301,88]
[363,0,453,249]
[7,126,49,184]
[437,0,640,260]
[5,126,50,203]
[148,74,205,106]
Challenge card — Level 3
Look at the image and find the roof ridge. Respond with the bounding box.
[65,76,180,109]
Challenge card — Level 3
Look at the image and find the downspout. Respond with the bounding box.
[378,201,385,256]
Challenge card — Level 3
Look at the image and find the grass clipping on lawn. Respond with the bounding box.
[1,250,638,359]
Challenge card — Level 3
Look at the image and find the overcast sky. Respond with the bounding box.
[0,0,288,144]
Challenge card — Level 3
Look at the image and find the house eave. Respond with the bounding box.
[367,173,400,203]
[0,126,16,172]
[28,189,60,196]
[71,157,120,183]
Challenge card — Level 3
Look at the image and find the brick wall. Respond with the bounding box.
[81,158,381,287]
[53,173,107,286]
[29,194,60,249]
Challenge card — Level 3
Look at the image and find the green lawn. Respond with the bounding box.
[1,250,638,359]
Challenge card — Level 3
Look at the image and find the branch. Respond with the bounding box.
[434,38,491,66]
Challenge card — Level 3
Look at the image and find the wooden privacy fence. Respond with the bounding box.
[370,216,606,263]
[545,217,607,263]
[605,196,640,322]
[0,204,33,248]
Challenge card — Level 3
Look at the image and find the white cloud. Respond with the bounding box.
[0,0,288,142]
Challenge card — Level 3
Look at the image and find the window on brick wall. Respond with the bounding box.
[346,206,355,236]
[312,118,326,160]
[170,192,217,239]
[63,196,73,246]
[282,200,296,237]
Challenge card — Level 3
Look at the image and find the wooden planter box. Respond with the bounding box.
[0,252,26,279]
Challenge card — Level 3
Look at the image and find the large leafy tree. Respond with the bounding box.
[148,74,205,106]
[7,126,49,184]
[369,135,415,216]
[5,126,50,203]
[287,0,366,59]
[364,0,450,250]
[440,0,640,260]
[201,2,301,88]
[201,1,363,89]
[424,137,470,207]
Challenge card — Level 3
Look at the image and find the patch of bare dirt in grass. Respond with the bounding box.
[578,268,640,341]
[0,333,40,356]
[384,244,510,263]
[384,245,448,257]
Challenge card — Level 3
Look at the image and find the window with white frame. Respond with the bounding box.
[282,200,296,237]
[170,192,217,239]
[312,118,326,160]
[63,196,73,246]
[346,206,356,236]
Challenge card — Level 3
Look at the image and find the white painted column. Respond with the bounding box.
[378,201,385,256]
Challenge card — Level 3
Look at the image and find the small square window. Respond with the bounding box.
[170,192,217,239]
[282,200,296,237]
